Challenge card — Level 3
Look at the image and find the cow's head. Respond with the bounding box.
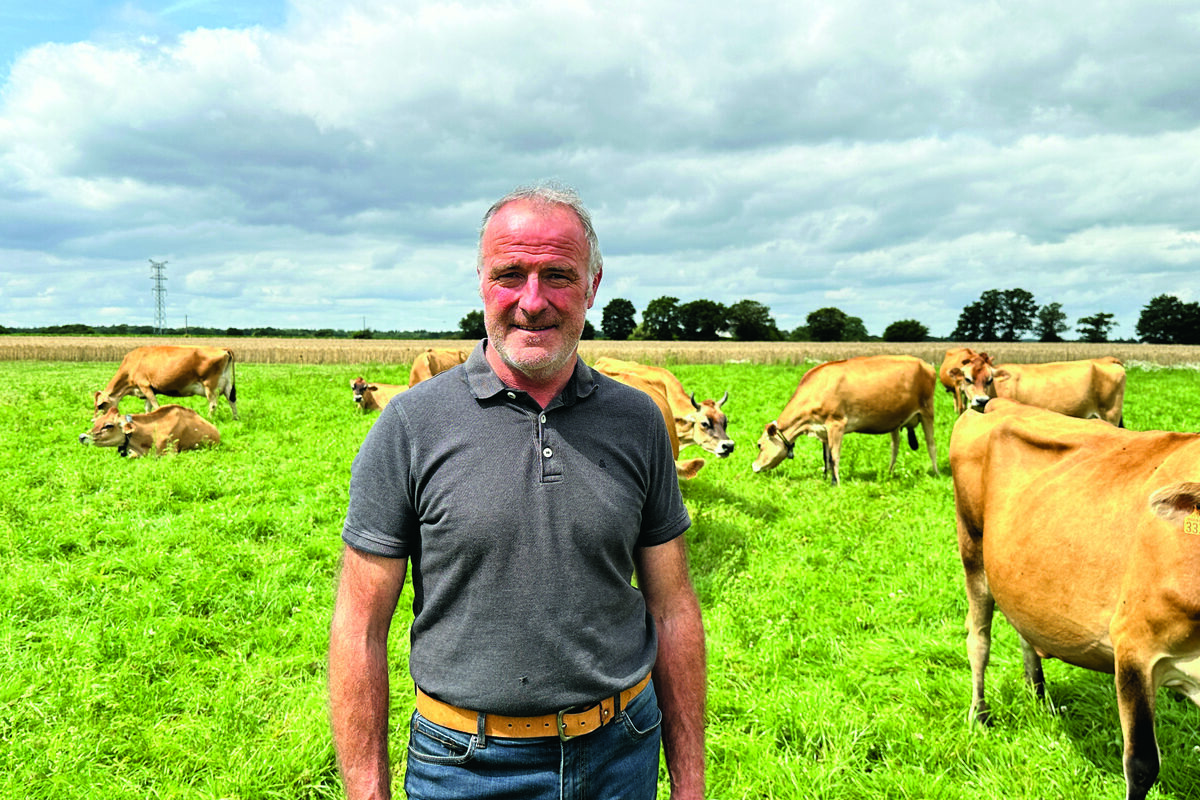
[351,377,374,405]
[682,391,734,457]
[751,420,795,473]
[949,353,999,412]
[79,409,133,452]
[92,390,119,418]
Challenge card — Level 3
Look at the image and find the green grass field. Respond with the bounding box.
[2,359,1198,799]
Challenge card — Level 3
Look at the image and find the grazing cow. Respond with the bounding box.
[351,377,407,412]
[752,355,938,485]
[408,348,468,387]
[79,405,220,457]
[599,370,706,479]
[949,354,1125,425]
[938,347,979,415]
[93,345,237,419]
[950,398,1200,800]
[593,356,734,458]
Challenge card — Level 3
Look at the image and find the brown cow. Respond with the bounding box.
[351,377,407,412]
[600,370,705,480]
[950,398,1200,800]
[408,348,468,387]
[752,355,938,485]
[938,347,979,415]
[949,354,1125,425]
[93,345,237,419]
[593,357,734,458]
[79,405,220,457]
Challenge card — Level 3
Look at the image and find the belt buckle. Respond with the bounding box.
[556,708,579,741]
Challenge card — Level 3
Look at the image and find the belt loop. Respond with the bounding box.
[612,691,622,716]
[476,712,487,747]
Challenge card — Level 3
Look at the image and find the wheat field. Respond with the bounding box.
[4,335,1200,367]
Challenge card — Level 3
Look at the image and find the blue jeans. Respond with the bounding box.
[404,679,663,800]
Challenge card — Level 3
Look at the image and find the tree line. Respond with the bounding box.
[8,291,1196,344]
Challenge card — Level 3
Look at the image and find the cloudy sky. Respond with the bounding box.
[2,1,1198,338]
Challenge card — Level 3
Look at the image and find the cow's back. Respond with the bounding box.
[997,358,1125,423]
[792,355,933,433]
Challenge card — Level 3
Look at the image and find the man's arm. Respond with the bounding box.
[329,545,408,800]
[636,536,706,800]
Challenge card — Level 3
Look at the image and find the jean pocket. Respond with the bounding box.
[408,712,478,766]
[619,682,663,741]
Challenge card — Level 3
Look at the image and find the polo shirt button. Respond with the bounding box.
[506,391,517,400]
[539,414,547,424]
[542,447,553,458]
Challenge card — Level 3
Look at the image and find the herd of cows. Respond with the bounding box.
[74,343,1197,799]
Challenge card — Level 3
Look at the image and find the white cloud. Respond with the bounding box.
[1,0,1199,338]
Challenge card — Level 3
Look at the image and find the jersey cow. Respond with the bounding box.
[408,348,468,387]
[598,370,706,480]
[593,357,734,458]
[938,347,979,415]
[93,345,237,419]
[752,355,938,485]
[351,377,407,412]
[80,405,220,457]
[950,399,1200,800]
[949,354,1125,425]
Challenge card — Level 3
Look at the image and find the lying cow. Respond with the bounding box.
[93,345,237,419]
[938,346,979,415]
[598,369,706,479]
[351,377,407,412]
[593,356,734,458]
[752,354,938,485]
[950,398,1200,800]
[949,353,1125,425]
[408,348,468,387]
[80,405,220,457]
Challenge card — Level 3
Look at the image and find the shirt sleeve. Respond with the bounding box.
[342,403,419,558]
[635,396,692,548]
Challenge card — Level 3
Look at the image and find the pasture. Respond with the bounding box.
[2,343,1199,799]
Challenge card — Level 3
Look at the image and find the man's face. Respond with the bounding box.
[479,200,600,382]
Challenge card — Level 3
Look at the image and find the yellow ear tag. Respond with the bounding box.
[1185,509,1200,536]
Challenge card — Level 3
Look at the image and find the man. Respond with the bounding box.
[329,183,706,800]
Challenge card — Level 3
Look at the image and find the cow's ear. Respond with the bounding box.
[1149,482,1200,525]
[121,418,135,434]
[766,422,779,436]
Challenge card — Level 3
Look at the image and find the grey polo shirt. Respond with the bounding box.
[343,341,691,715]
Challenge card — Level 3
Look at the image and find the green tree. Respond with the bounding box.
[726,299,780,341]
[1076,312,1117,343]
[459,310,486,339]
[882,319,929,342]
[641,296,682,340]
[999,288,1038,341]
[806,307,851,342]
[581,319,596,340]
[1136,294,1200,344]
[677,299,728,340]
[1034,302,1069,342]
[600,298,637,341]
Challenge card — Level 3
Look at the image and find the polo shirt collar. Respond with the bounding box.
[464,339,599,407]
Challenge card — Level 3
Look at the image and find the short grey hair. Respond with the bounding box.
[477,182,603,293]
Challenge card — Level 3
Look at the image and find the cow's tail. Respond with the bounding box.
[225,349,237,403]
[907,424,918,451]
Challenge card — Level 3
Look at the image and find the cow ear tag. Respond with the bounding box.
[1185,508,1200,536]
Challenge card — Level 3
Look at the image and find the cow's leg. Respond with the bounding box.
[960,531,993,725]
[1018,635,1045,699]
[820,438,832,479]
[887,430,900,475]
[138,384,160,412]
[827,423,845,485]
[920,412,939,476]
[1114,656,1159,800]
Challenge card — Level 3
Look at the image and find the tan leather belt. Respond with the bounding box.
[415,673,651,741]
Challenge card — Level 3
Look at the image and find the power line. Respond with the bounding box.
[150,259,168,334]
